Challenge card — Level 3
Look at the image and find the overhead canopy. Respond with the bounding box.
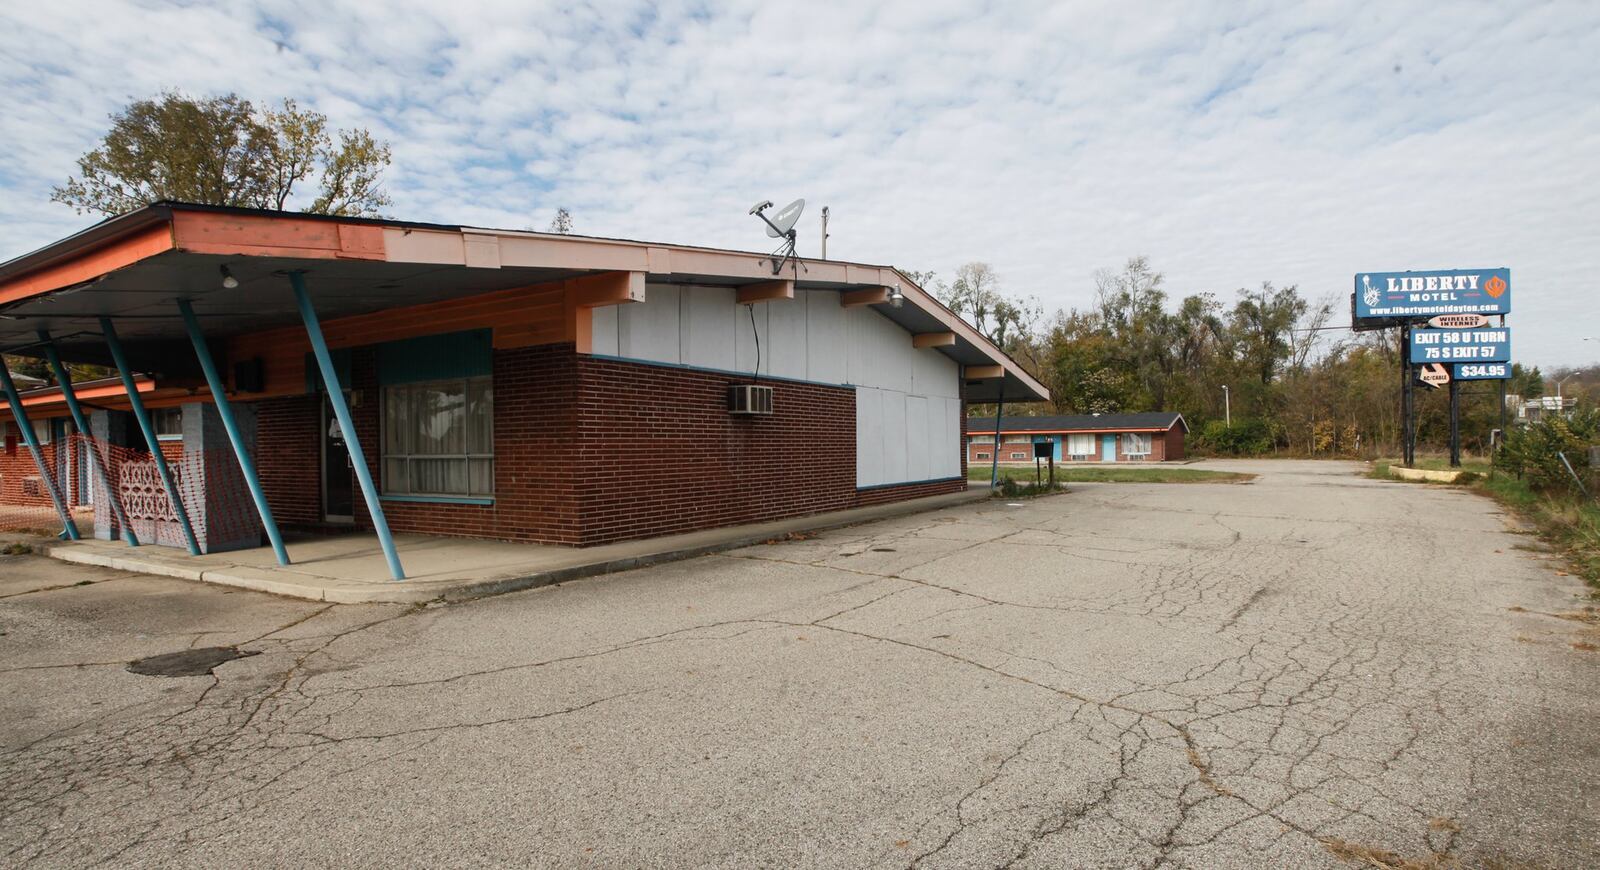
[0,202,1048,403]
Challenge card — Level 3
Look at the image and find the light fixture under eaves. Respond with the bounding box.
[220,264,239,289]
[888,284,904,308]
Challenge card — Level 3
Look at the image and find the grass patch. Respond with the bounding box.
[970,465,1253,484]
[0,542,33,556]
[1477,473,1600,595]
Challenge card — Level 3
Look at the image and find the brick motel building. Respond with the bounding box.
[0,202,1046,580]
[967,413,1188,464]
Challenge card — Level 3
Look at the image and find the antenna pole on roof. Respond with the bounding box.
[820,206,830,260]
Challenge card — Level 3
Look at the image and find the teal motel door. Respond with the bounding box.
[1100,434,1117,463]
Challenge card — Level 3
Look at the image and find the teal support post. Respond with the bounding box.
[176,301,290,566]
[40,332,138,546]
[0,356,80,539]
[102,318,199,555]
[289,272,405,580]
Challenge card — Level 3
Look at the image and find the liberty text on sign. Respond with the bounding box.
[1355,268,1510,319]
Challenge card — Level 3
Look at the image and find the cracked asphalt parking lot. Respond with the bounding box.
[3,459,1598,868]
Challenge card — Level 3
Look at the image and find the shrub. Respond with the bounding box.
[1497,408,1598,493]
[1196,418,1277,456]
[995,478,1061,499]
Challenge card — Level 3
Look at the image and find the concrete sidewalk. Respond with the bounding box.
[32,487,989,603]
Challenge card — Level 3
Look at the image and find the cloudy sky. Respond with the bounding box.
[2,0,1597,367]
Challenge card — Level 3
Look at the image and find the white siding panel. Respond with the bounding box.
[881,391,908,484]
[936,397,961,478]
[912,343,960,398]
[855,387,883,487]
[589,304,619,356]
[682,287,736,371]
[806,290,847,384]
[905,395,930,482]
[619,284,680,364]
[733,302,769,377]
[845,306,913,392]
[855,389,963,487]
[765,297,808,381]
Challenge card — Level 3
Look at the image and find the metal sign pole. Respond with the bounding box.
[989,386,1005,490]
[1448,379,1461,468]
[1401,327,1414,467]
[1497,314,1508,464]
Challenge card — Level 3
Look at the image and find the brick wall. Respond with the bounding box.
[251,342,965,546]
[349,343,586,543]
[0,437,58,507]
[257,395,323,527]
[572,356,858,543]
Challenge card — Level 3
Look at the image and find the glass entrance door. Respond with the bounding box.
[322,394,354,522]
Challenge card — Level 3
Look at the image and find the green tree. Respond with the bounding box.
[52,92,392,218]
[1044,311,1132,414]
[937,262,1042,353]
[1230,282,1307,388]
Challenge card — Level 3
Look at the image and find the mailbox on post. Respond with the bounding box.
[1034,441,1054,486]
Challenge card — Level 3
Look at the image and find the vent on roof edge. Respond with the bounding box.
[728,384,774,415]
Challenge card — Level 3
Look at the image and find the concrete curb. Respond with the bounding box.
[36,488,991,605]
[1388,466,1467,484]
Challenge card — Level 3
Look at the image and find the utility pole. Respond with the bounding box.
[820,206,830,259]
[1221,385,1231,428]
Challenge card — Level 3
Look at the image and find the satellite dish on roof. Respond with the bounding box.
[749,197,808,277]
[765,198,804,238]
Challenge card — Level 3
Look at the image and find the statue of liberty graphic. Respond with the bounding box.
[1361,274,1381,308]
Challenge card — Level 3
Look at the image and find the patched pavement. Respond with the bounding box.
[2,460,1596,867]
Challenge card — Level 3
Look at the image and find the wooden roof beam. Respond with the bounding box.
[840,286,889,307]
[736,280,793,304]
[567,271,646,308]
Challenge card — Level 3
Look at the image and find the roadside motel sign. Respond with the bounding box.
[1409,326,1510,364]
[1354,268,1510,320]
[1453,362,1511,381]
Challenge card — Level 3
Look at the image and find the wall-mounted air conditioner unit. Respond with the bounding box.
[728,384,774,415]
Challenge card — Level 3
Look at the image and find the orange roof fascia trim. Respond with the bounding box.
[0,377,154,413]
[171,211,386,260]
[0,224,174,306]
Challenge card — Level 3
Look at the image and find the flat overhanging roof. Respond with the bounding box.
[0,202,1048,403]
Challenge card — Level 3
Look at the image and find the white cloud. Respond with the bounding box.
[1,0,1596,365]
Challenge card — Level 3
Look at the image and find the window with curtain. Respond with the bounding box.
[1123,433,1152,455]
[382,376,493,497]
[1067,433,1095,456]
